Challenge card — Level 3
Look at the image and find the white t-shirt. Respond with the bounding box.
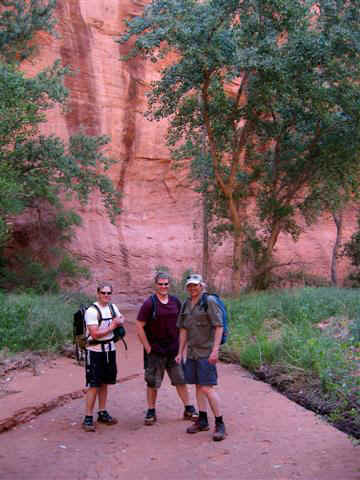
[85,302,121,352]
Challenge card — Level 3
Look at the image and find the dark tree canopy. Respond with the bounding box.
[119,0,360,290]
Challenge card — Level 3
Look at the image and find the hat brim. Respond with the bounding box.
[185,280,201,286]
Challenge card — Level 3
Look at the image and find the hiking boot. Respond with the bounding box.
[213,422,226,441]
[183,405,199,421]
[183,405,199,422]
[186,419,210,434]
[82,416,96,432]
[97,410,118,425]
[144,409,157,426]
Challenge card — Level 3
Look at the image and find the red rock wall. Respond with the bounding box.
[20,0,357,306]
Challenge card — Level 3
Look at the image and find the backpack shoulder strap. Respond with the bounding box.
[201,293,221,309]
[109,303,116,319]
[150,294,157,321]
[90,303,103,326]
[200,292,209,311]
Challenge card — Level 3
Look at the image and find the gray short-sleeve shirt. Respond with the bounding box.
[177,295,223,359]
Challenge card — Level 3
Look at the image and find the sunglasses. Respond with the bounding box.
[157,283,169,286]
[100,291,112,295]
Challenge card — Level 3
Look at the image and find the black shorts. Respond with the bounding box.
[85,350,117,388]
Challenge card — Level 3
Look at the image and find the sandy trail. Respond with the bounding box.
[0,320,359,480]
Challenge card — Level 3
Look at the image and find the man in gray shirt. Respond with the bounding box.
[176,274,226,441]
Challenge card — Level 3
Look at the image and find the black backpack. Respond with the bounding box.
[73,303,127,363]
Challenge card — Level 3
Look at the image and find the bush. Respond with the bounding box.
[0,252,90,294]
[225,287,360,436]
[274,270,331,288]
[0,291,88,353]
[349,317,360,343]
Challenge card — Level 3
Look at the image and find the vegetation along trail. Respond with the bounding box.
[0,322,358,480]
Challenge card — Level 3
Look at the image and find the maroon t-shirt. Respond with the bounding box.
[137,295,181,356]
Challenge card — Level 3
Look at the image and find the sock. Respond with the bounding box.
[147,408,156,414]
[85,415,93,421]
[215,415,223,424]
[185,405,195,412]
[199,411,208,424]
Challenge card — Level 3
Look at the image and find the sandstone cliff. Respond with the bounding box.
[16,0,357,306]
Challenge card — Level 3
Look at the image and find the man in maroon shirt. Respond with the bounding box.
[136,272,197,425]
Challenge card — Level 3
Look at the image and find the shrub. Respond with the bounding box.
[225,287,360,436]
[0,292,85,353]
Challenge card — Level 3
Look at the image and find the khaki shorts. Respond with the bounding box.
[145,352,186,389]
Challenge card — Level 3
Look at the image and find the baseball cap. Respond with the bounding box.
[185,274,203,286]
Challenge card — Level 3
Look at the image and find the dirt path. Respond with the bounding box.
[0,319,359,480]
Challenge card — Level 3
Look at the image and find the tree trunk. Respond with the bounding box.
[331,210,343,286]
[231,229,244,293]
[202,194,209,281]
[251,222,282,290]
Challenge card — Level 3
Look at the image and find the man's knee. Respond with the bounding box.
[145,369,162,389]
[197,384,214,394]
[146,385,159,395]
[146,379,160,389]
[168,363,186,386]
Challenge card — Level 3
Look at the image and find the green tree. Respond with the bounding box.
[119,0,360,292]
[0,0,121,289]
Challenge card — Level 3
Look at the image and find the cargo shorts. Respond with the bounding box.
[144,351,186,389]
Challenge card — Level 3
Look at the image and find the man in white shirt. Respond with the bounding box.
[82,284,124,432]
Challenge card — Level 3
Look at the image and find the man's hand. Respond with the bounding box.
[113,314,124,327]
[175,353,182,364]
[136,320,151,354]
[208,350,219,365]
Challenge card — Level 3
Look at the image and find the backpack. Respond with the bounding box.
[200,293,228,344]
[181,293,228,345]
[73,303,127,363]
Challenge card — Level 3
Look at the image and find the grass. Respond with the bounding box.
[226,287,360,370]
[0,291,92,354]
[223,287,360,437]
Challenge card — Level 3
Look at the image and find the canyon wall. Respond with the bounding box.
[20,0,357,306]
